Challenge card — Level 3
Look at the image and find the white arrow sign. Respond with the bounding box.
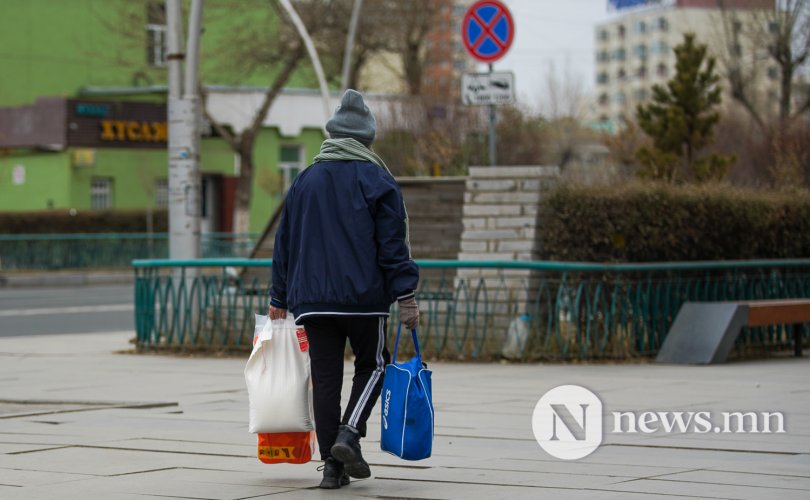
[462,71,516,106]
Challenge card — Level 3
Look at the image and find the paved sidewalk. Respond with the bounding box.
[0,332,808,499]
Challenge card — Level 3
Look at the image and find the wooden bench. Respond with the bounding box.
[656,299,810,364]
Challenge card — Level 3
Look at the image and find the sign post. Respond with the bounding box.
[461,0,515,167]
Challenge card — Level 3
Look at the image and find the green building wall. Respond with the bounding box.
[0,151,72,211]
[1,127,325,233]
[0,0,328,233]
[0,0,321,107]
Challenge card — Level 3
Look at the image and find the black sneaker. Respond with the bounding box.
[330,424,371,479]
[317,457,350,489]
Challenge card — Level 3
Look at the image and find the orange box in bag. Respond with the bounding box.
[257,430,316,464]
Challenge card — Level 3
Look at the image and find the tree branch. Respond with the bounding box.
[199,86,240,150]
[246,43,306,138]
[728,67,766,130]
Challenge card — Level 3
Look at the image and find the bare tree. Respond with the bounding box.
[394,0,441,96]
[304,0,441,95]
[96,1,446,231]
[535,61,594,171]
[200,1,321,233]
[294,0,393,90]
[538,61,588,121]
[719,0,810,129]
[93,0,342,233]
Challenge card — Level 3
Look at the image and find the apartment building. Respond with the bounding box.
[594,0,776,131]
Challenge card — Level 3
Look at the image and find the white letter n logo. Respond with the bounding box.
[550,404,589,441]
[533,385,603,460]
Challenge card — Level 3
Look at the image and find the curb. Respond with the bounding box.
[0,271,133,288]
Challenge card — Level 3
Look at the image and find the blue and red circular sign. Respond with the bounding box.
[462,0,515,63]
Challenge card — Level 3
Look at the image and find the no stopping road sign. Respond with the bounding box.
[462,0,515,63]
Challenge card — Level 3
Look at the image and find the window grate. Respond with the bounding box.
[91,178,113,210]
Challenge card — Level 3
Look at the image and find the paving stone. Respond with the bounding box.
[0,331,808,498]
[0,468,92,487]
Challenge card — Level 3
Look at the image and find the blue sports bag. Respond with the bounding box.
[380,323,434,460]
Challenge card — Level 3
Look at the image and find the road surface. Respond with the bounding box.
[0,284,133,337]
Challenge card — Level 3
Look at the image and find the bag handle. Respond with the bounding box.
[392,322,421,363]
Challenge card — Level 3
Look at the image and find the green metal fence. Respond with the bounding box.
[0,233,259,270]
[132,258,810,360]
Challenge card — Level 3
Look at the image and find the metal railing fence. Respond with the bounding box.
[132,258,810,360]
[0,233,259,270]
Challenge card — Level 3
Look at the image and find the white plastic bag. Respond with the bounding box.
[245,314,314,433]
[501,314,531,360]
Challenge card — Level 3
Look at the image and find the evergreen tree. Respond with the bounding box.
[635,33,735,182]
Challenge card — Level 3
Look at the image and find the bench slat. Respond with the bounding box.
[742,300,810,327]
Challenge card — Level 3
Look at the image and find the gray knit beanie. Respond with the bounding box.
[325,89,376,147]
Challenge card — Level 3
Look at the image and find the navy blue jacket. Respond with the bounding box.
[270,160,419,323]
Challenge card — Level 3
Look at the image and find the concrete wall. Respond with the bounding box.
[450,166,560,358]
[458,165,559,265]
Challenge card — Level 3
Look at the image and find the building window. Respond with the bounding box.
[597,50,609,63]
[146,2,167,67]
[767,66,779,80]
[618,24,626,38]
[634,44,648,59]
[91,178,113,210]
[154,179,169,208]
[598,93,609,106]
[597,72,609,85]
[634,20,647,34]
[656,17,669,32]
[598,28,609,41]
[617,68,627,81]
[634,88,648,101]
[279,145,303,192]
[731,44,743,57]
[768,21,779,34]
[651,40,668,55]
[613,92,626,104]
[733,20,742,33]
[612,48,626,61]
[636,66,648,79]
[657,63,668,77]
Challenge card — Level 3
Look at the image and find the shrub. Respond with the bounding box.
[539,183,810,262]
[0,210,168,234]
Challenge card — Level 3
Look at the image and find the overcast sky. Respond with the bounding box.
[472,0,613,112]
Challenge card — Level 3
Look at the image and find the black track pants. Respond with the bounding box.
[302,315,390,460]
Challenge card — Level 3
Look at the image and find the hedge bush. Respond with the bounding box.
[539,183,810,262]
[0,210,168,234]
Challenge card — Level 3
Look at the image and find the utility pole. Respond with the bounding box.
[341,0,363,92]
[166,0,204,261]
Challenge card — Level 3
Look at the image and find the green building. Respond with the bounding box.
[0,0,327,233]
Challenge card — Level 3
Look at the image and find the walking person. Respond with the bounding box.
[268,89,420,489]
